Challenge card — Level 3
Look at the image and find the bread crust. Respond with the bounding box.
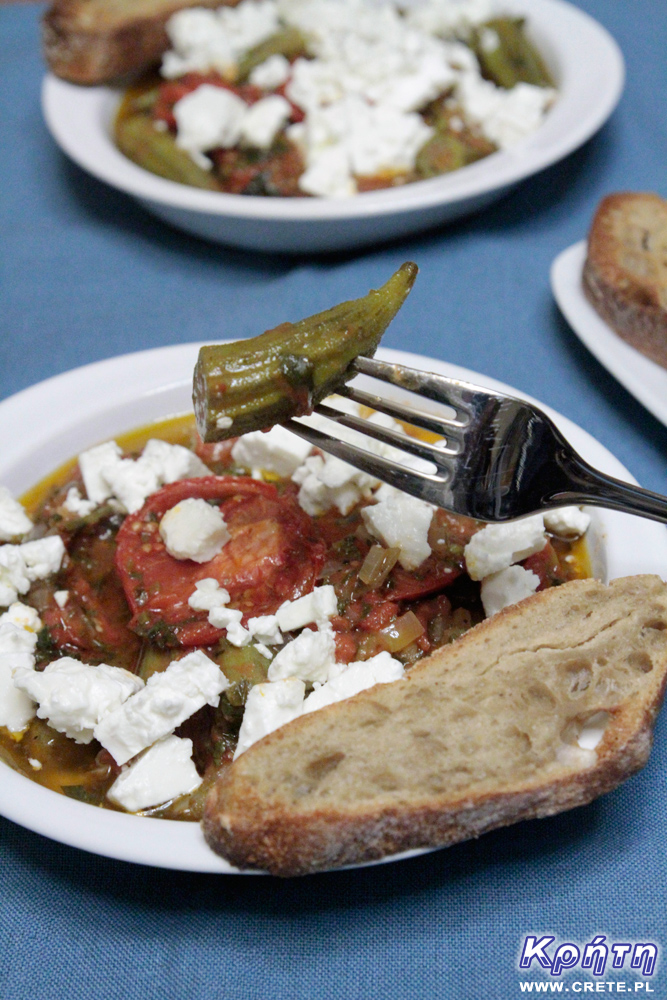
[43,0,239,85]
[583,192,667,369]
[203,576,667,876]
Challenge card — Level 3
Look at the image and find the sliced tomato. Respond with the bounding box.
[41,567,138,664]
[383,557,462,602]
[115,476,326,647]
[522,541,567,590]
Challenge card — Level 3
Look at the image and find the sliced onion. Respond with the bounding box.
[379,610,425,652]
[358,545,401,588]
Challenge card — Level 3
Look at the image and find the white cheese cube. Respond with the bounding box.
[140,439,210,485]
[102,460,161,516]
[159,498,230,563]
[174,85,248,168]
[78,441,124,504]
[207,605,249,646]
[249,53,291,89]
[303,651,404,714]
[240,94,291,149]
[188,578,231,611]
[275,585,338,632]
[0,545,32,606]
[543,506,591,539]
[267,623,336,683]
[16,658,144,744]
[20,536,66,582]
[464,515,546,581]
[0,602,42,636]
[0,658,36,732]
[231,425,312,478]
[54,590,69,609]
[94,650,228,765]
[0,487,32,541]
[247,614,282,645]
[361,493,433,570]
[480,565,540,618]
[234,677,305,758]
[106,735,202,813]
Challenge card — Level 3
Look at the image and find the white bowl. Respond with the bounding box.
[41,0,624,253]
[1,344,666,872]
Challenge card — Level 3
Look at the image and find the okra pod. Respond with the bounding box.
[193,262,418,441]
[473,18,554,89]
[115,114,221,191]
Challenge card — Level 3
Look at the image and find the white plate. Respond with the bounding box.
[551,241,667,428]
[41,0,624,253]
[1,345,665,872]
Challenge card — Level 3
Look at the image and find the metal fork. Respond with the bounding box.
[285,356,667,524]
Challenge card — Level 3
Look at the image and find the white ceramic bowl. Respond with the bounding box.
[41,0,624,253]
[1,344,666,872]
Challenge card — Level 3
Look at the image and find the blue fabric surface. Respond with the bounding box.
[2,2,667,997]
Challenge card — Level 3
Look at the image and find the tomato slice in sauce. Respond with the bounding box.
[115,476,326,647]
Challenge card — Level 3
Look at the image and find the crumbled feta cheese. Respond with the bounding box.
[464,515,546,581]
[78,441,124,504]
[249,53,291,89]
[254,642,273,659]
[246,614,283,645]
[16,658,144,744]
[159,498,230,563]
[0,660,36,732]
[543,506,591,539]
[457,75,555,149]
[240,94,292,148]
[63,486,96,517]
[20,536,66,582]
[480,564,540,617]
[54,590,69,609]
[234,677,305,757]
[0,602,42,635]
[163,1,281,79]
[215,415,233,431]
[188,578,231,611]
[0,605,42,733]
[208,604,249,646]
[174,85,248,169]
[303,650,404,713]
[275,585,338,632]
[28,758,42,770]
[77,438,210,515]
[0,537,65,607]
[107,735,202,813]
[0,487,32,541]
[362,492,433,570]
[231,425,312,478]
[267,622,337,683]
[95,649,228,765]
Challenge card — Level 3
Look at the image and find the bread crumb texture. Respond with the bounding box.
[203,576,667,875]
[583,192,667,368]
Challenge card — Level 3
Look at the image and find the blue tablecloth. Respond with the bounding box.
[2,3,667,997]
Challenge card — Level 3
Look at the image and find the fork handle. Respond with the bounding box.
[548,450,667,524]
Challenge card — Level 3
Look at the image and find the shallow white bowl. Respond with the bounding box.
[1,344,665,872]
[41,0,624,253]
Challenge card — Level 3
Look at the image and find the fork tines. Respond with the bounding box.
[284,356,474,506]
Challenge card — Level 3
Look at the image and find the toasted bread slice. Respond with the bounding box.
[583,192,667,369]
[43,0,238,85]
[203,576,667,876]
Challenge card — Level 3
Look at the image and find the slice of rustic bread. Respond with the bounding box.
[203,576,667,876]
[43,0,238,85]
[583,192,667,369]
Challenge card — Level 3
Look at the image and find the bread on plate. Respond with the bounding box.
[583,192,667,369]
[203,575,667,876]
[43,0,238,84]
